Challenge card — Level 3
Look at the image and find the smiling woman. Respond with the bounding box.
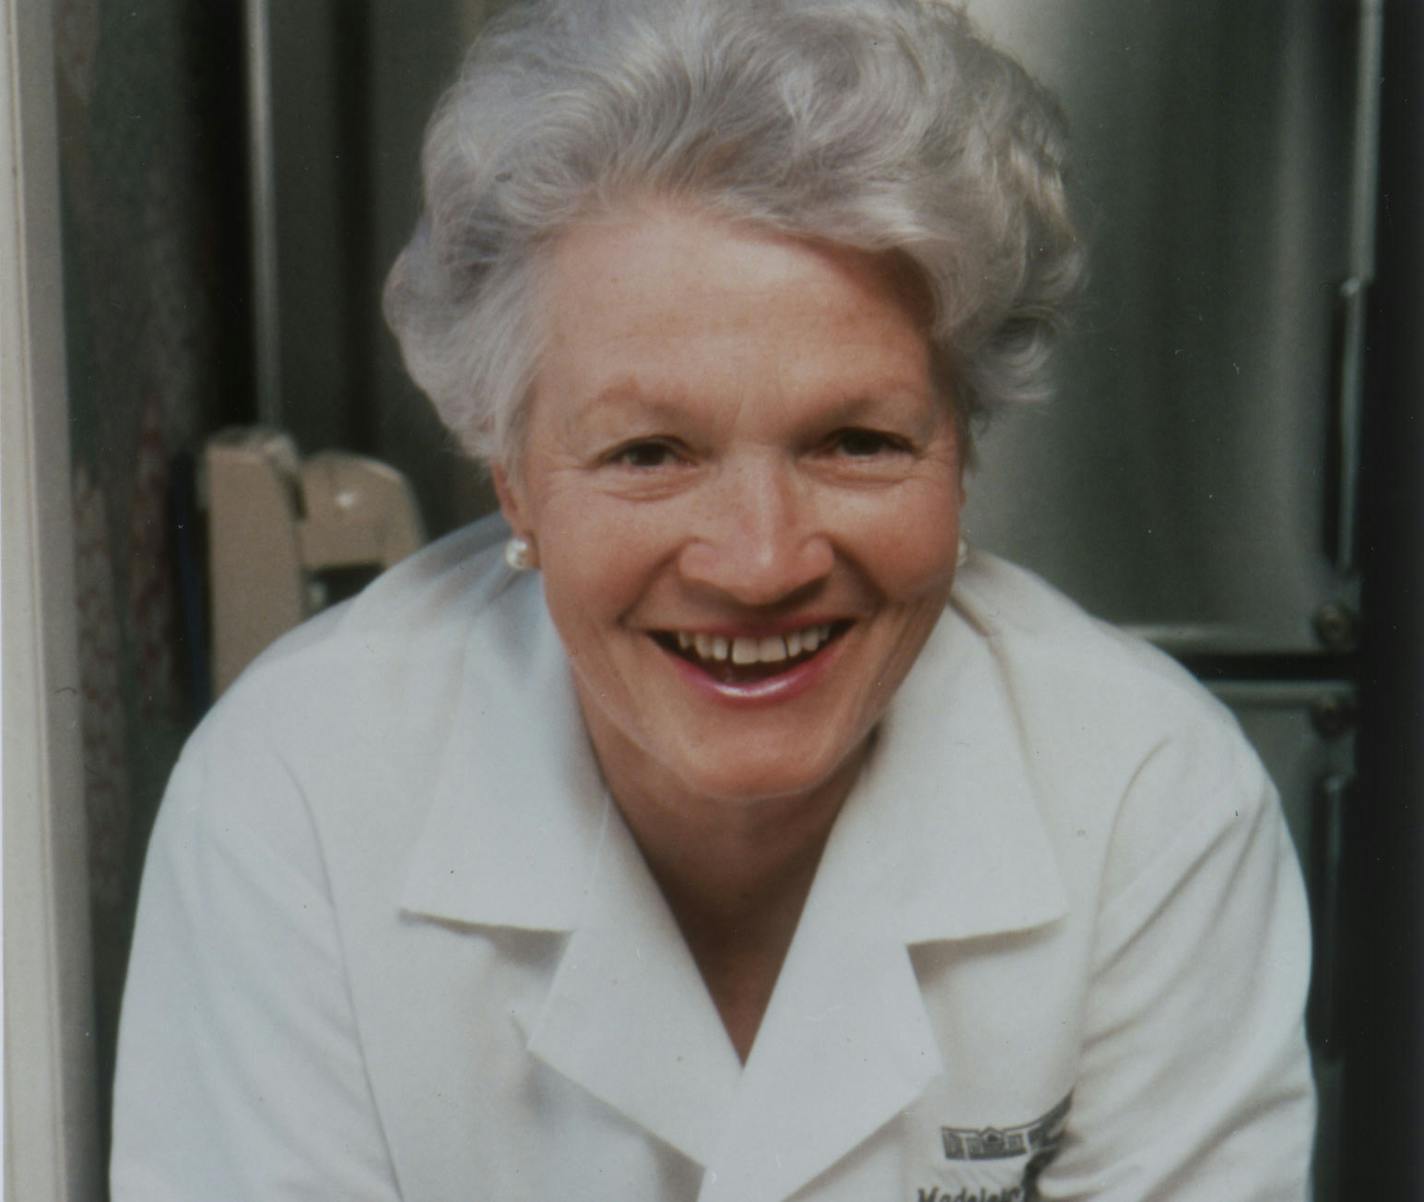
[503,210,962,838]
[110,2,1316,1200]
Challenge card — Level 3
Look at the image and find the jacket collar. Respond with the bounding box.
[399,557,1067,1199]
[398,569,609,932]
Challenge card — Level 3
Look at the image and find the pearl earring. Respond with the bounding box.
[505,535,537,571]
[956,537,969,567]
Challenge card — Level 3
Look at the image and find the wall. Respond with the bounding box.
[53,0,249,1171]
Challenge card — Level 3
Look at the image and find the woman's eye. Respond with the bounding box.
[610,440,682,469]
[829,428,909,458]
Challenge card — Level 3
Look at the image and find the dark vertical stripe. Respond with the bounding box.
[1344,0,1424,1190]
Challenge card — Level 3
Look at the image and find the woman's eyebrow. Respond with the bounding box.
[813,388,937,424]
[572,384,697,429]
[569,379,938,434]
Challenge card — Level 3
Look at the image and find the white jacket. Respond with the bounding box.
[111,520,1315,1201]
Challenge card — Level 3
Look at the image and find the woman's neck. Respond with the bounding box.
[604,750,866,1061]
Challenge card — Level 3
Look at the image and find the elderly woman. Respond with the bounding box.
[111,1,1315,1198]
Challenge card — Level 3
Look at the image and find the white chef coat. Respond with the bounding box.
[111,517,1316,1202]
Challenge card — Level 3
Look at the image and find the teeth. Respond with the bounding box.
[673,623,836,666]
[758,636,787,662]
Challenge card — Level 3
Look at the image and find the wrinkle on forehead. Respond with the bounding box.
[529,205,938,438]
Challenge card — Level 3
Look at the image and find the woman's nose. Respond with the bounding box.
[677,457,834,605]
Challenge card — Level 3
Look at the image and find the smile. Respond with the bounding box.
[653,621,852,684]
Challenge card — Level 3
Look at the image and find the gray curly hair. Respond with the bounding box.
[384,0,1083,467]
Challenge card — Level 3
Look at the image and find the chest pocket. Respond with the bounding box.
[900,1091,1071,1202]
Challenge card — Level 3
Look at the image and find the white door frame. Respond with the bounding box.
[1,0,102,1195]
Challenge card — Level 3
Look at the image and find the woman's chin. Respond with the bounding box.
[661,740,868,819]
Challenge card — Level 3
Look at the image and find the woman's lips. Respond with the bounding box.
[650,620,852,700]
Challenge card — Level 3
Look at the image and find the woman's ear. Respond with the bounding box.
[492,463,540,571]
[492,462,527,533]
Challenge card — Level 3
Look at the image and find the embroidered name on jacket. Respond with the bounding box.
[915,1187,1025,1202]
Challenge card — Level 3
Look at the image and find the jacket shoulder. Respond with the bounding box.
[218,513,509,698]
[185,515,514,804]
[952,551,1239,738]
[950,553,1277,892]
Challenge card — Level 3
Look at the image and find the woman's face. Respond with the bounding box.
[497,205,964,818]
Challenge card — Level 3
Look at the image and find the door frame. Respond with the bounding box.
[2,0,102,1196]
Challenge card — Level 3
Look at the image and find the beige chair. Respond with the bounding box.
[205,427,425,696]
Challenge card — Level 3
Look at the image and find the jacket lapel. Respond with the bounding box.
[523,805,742,1165]
[698,886,942,1202]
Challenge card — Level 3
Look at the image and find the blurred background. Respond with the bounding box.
[4,0,1420,1197]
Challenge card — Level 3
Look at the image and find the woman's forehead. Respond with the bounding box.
[547,204,928,322]
[531,211,931,414]
[543,209,925,348]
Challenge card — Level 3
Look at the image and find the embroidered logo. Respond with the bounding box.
[940,1093,1071,1163]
